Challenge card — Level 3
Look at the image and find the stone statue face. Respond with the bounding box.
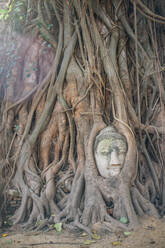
[94,127,127,178]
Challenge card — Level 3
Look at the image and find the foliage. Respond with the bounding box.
[0,0,26,32]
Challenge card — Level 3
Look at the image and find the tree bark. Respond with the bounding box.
[0,0,164,232]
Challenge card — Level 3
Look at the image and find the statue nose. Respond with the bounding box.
[108,150,120,168]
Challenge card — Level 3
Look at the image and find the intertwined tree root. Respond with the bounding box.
[0,0,165,233]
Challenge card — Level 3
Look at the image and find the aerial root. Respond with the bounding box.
[131,187,159,217]
[12,188,29,224]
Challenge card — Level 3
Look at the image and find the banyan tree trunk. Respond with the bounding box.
[0,0,165,232]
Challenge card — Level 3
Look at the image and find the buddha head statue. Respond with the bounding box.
[94,126,127,178]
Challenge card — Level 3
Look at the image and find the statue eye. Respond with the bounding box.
[101,152,108,156]
[119,151,126,155]
[100,152,109,156]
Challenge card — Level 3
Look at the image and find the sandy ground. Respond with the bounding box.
[0,217,165,248]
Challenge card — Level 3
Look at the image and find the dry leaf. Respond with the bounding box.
[112,241,121,246]
[84,240,96,245]
[82,232,87,236]
[92,233,101,240]
[2,233,8,237]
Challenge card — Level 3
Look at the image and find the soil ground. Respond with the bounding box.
[0,217,165,248]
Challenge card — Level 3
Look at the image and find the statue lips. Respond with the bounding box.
[111,164,121,167]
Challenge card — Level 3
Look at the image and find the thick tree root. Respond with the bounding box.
[1,0,164,234]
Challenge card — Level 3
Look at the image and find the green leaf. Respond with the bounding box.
[54,222,62,232]
[7,221,12,226]
[14,7,21,12]
[26,73,31,78]
[36,220,44,226]
[37,21,42,28]
[15,2,23,7]
[15,125,19,131]
[27,8,32,13]
[7,240,12,244]
[120,217,128,224]
[47,24,53,30]
[4,14,9,20]
[0,9,8,14]
[124,232,131,236]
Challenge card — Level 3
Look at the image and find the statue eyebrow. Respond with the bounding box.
[100,151,109,155]
[100,146,120,154]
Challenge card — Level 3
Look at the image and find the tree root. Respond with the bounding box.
[131,187,159,218]
[1,0,164,234]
